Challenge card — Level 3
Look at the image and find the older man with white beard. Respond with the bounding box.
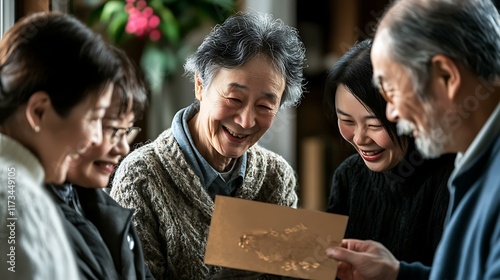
[324,0,500,280]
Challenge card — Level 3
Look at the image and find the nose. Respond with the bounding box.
[386,102,399,123]
[76,121,103,155]
[91,121,104,145]
[235,106,256,129]
[353,126,370,146]
[111,136,131,156]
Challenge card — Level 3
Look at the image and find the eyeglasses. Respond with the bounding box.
[103,126,141,145]
[377,76,394,104]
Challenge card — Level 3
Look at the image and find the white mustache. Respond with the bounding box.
[396,119,416,136]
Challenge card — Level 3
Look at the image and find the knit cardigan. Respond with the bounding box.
[327,150,456,266]
[111,128,298,279]
[0,133,79,280]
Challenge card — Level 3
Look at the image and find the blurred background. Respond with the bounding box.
[1,0,391,210]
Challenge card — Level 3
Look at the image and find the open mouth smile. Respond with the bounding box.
[224,126,249,139]
[361,149,384,156]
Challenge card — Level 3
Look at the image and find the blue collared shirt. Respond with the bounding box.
[172,103,246,200]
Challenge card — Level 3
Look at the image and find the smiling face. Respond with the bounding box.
[335,84,405,172]
[66,107,135,188]
[190,55,285,170]
[39,85,113,184]
[371,29,453,158]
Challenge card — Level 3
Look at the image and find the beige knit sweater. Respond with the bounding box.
[111,129,298,279]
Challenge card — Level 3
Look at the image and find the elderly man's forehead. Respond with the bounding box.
[371,28,392,61]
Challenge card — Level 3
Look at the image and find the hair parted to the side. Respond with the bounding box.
[0,12,121,124]
[184,11,307,108]
[382,0,500,100]
[324,39,407,149]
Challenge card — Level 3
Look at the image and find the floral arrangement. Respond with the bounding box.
[89,0,237,88]
[124,0,162,41]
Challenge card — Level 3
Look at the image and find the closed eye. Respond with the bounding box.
[368,124,384,130]
[258,104,274,110]
[339,119,354,125]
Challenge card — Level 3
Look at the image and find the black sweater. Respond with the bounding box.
[327,149,456,266]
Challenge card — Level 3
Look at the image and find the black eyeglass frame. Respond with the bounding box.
[377,76,393,104]
[103,126,142,144]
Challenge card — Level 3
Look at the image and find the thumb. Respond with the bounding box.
[325,246,360,265]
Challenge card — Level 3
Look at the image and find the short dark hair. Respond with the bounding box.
[108,45,148,120]
[324,39,406,148]
[0,12,121,123]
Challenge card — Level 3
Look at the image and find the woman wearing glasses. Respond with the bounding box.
[47,47,152,280]
[324,39,455,266]
[0,12,119,279]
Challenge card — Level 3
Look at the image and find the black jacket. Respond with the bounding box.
[48,184,155,280]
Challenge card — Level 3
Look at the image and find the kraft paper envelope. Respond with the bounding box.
[204,196,349,280]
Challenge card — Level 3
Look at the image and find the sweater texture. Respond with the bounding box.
[0,133,79,280]
[111,129,298,279]
[327,147,455,266]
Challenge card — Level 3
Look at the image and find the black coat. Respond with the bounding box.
[48,184,155,280]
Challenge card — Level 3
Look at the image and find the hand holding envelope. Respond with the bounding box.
[205,196,349,280]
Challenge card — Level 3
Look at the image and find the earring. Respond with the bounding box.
[34,126,40,133]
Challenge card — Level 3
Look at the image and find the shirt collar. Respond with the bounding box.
[172,103,246,189]
[452,102,500,178]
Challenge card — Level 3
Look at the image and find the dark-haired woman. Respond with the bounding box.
[324,39,455,266]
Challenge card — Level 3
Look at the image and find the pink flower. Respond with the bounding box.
[149,29,161,41]
[124,0,162,41]
[148,15,160,29]
[136,0,147,10]
[143,7,153,17]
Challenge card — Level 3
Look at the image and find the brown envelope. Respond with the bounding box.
[204,196,349,280]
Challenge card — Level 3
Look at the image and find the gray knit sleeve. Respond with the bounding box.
[110,148,167,279]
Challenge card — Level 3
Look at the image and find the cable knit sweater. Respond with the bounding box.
[327,149,456,266]
[0,133,79,280]
[111,129,298,279]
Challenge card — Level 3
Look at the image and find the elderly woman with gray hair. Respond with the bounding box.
[110,11,306,279]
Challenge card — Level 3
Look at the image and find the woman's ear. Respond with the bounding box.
[430,55,461,102]
[194,72,203,101]
[25,91,50,133]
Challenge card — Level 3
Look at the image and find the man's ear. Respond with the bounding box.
[25,91,51,133]
[194,72,204,101]
[430,55,461,102]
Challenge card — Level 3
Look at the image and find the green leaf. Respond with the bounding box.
[141,45,177,90]
[148,1,180,43]
[161,0,177,4]
[107,11,129,44]
[87,5,105,26]
[100,1,126,23]
[203,0,236,11]
[159,20,180,43]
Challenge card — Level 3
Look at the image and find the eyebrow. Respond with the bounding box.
[228,82,279,103]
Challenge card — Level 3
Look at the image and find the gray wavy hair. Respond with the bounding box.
[382,0,500,100]
[184,11,307,108]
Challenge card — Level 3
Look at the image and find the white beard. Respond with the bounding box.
[396,117,450,159]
